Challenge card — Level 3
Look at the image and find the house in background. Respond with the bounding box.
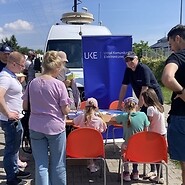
[150,37,171,58]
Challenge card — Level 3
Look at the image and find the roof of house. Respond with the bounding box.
[150,37,169,49]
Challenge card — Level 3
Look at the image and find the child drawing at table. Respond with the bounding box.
[73,97,107,173]
[111,97,150,182]
[142,88,167,184]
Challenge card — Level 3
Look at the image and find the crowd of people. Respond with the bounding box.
[0,23,185,185]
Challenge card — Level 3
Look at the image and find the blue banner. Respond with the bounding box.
[82,36,132,109]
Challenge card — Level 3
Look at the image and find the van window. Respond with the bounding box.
[46,40,82,68]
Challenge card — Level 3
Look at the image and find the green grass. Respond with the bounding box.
[161,86,172,104]
[171,160,181,169]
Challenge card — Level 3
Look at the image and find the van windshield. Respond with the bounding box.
[46,40,82,68]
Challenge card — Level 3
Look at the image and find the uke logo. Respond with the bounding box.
[84,52,98,60]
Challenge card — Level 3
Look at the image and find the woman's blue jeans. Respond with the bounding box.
[30,130,66,185]
[1,119,23,181]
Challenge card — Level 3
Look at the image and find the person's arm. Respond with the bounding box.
[61,105,70,115]
[162,63,183,91]
[143,112,150,131]
[110,116,116,122]
[144,127,148,131]
[110,114,123,125]
[99,117,107,133]
[23,100,28,110]
[162,62,185,101]
[0,87,19,120]
[147,116,153,123]
[22,83,30,110]
[118,84,128,109]
[63,68,73,87]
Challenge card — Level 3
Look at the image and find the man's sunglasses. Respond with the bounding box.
[125,58,134,63]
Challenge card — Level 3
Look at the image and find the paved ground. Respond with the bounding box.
[0,104,182,185]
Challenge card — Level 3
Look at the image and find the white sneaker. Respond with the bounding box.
[123,172,131,181]
[132,172,139,180]
[150,176,164,184]
[18,159,27,168]
[87,164,100,173]
[143,171,157,179]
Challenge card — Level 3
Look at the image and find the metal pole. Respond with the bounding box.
[180,0,183,24]
[74,0,77,12]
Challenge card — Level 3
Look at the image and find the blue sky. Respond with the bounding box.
[0,0,184,50]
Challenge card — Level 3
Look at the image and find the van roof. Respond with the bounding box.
[47,24,112,40]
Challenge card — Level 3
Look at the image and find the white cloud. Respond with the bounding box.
[0,0,6,3]
[4,19,33,31]
[0,26,10,40]
[0,27,3,33]
[0,19,33,40]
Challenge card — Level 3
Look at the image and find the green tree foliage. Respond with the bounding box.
[35,49,44,54]
[1,35,19,51]
[133,41,171,103]
[141,57,165,84]
[133,40,167,84]
[19,47,30,55]
[1,35,43,54]
[133,40,151,59]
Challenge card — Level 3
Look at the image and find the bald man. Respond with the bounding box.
[0,51,31,185]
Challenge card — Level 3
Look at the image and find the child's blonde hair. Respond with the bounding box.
[84,98,98,126]
[124,97,138,128]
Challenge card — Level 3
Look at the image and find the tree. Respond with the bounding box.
[1,35,43,54]
[19,47,30,55]
[133,40,151,59]
[1,35,20,51]
[35,49,44,54]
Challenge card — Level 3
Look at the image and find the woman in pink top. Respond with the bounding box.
[22,51,71,185]
[73,97,107,172]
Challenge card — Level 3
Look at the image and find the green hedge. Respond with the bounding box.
[141,57,166,84]
[140,57,171,104]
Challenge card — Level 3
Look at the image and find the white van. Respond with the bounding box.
[45,12,111,99]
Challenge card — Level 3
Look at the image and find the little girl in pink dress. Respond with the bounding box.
[73,97,107,172]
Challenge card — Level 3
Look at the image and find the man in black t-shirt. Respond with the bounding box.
[162,24,185,185]
[118,51,163,110]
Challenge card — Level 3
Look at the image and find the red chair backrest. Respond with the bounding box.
[109,100,124,110]
[79,101,86,110]
[124,131,168,163]
[66,127,105,158]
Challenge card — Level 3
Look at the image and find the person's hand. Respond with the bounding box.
[117,104,123,110]
[174,92,185,102]
[7,111,19,121]
[63,80,71,87]
[121,142,127,151]
[110,116,116,122]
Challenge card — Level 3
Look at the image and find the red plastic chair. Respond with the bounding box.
[71,124,80,130]
[66,127,106,185]
[105,100,124,152]
[79,101,86,110]
[109,100,124,110]
[118,131,168,185]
